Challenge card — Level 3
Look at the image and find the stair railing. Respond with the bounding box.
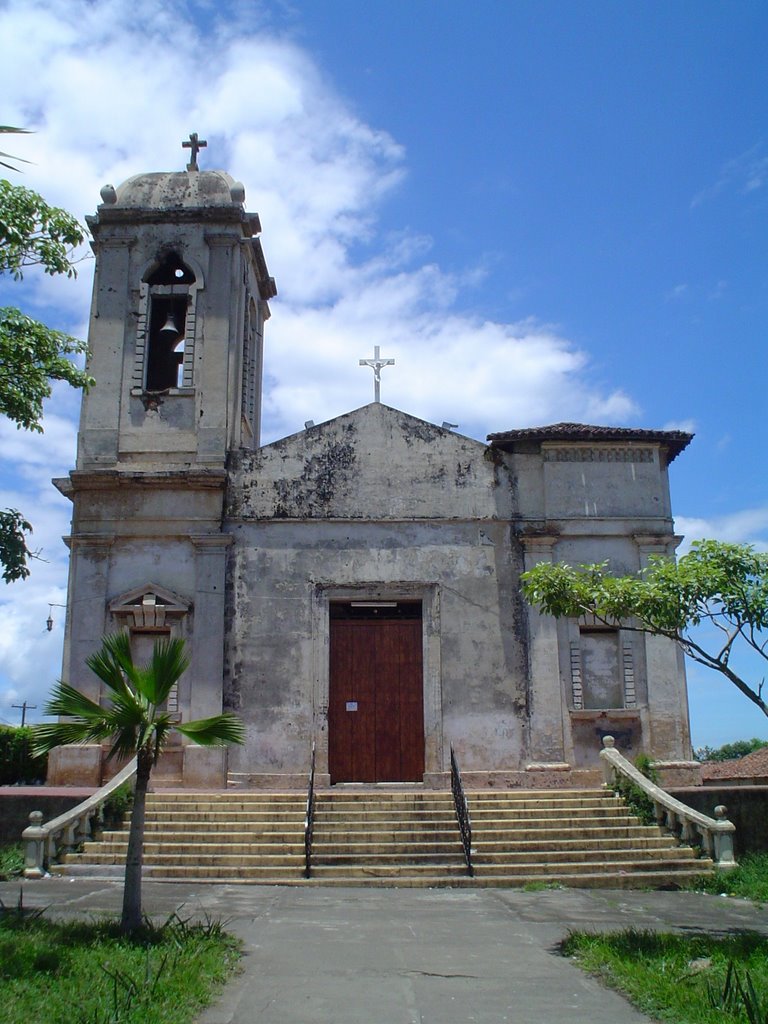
[599,736,737,870]
[304,741,316,879]
[450,745,474,876]
[21,757,138,878]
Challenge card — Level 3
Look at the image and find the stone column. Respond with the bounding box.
[189,535,232,720]
[634,535,693,760]
[62,535,115,700]
[199,233,237,464]
[48,535,114,785]
[184,535,233,788]
[520,536,566,763]
[78,237,134,467]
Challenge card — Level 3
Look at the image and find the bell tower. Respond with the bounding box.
[49,141,275,787]
[77,147,275,469]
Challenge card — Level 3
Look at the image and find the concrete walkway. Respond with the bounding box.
[2,878,766,1024]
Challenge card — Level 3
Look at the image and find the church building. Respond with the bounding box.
[47,147,700,791]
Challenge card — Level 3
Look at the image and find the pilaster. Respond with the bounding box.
[189,535,232,721]
[520,535,566,763]
[634,534,693,758]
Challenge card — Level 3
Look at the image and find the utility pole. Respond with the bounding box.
[12,702,36,727]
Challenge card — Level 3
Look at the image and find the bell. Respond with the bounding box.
[158,312,179,338]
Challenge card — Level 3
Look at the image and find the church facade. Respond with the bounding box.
[48,159,700,790]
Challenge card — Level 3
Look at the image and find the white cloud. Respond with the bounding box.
[690,144,768,208]
[0,0,646,720]
[662,418,697,434]
[675,508,768,552]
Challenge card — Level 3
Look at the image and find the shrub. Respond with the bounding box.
[612,753,659,825]
[0,726,47,785]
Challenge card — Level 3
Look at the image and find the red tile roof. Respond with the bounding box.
[700,746,768,780]
[487,422,693,462]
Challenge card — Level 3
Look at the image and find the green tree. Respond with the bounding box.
[0,170,93,581]
[694,737,768,763]
[521,539,768,718]
[32,633,244,934]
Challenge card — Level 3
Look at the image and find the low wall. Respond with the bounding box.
[670,785,768,857]
[0,788,95,845]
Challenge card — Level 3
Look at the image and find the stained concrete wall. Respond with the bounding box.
[223,404,693,783]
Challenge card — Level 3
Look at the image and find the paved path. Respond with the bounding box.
[3,878,766,1023]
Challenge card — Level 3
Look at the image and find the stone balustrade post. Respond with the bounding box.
[600,735,616,786]
[23,811,46,878]
[75,814,92,846]
[713,806,737,870]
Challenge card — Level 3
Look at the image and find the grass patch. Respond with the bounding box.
[563,928,768,1024]
[0,845,24,881]
[687,853,768,903]
[0,906,240,1024]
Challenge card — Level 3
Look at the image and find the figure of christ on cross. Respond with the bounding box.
[182,132,207,171]
[359,345,395,403]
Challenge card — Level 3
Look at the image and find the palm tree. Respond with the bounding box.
[0,125,32,173]
[32,632,244,933]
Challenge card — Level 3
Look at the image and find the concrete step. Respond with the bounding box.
[53,786,715,890]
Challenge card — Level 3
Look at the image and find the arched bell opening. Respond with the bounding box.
[143,253,196,392]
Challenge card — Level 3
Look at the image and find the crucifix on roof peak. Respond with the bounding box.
[359,345,395,403]
[182,132,207,171]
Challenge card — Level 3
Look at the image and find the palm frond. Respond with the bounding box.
[0,126,33,170]
[142,637,190,705]
[31,720,111,756]
[105,727,143,763]
[42,680,110,722]
[85,633,138,698]
[176,713,246,746]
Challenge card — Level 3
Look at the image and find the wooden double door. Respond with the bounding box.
[328,612,424,783]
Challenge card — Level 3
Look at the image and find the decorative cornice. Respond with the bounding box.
[190,534,234,549]
[542,445,655,464]
[64,469,227,492]
[63,534,115,550]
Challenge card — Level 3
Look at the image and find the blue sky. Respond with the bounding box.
[0,0,765,749]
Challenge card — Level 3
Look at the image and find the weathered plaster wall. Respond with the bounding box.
[225,405,529,778]
[224,520,528,776]
[228,404,515,522]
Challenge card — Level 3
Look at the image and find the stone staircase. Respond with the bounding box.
[54,787,713,887]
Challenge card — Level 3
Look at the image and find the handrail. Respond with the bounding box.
[600,736,737,870]
[304,741,316,879]
[21,757,138,878]
[450,745,473,876]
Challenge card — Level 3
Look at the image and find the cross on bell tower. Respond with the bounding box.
[182,132,207,171]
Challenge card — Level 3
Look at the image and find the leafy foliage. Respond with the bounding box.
[0,179,84,279]
[31,634,244,933]
[0,725,47,784]
[102,781,134,828]
[0,510,33,583]
[694,737,768,763]
[610,753,659,825]
[0,170,92,583]
[33,634,245,764]
[522,540,768,717]
[0,307,91,431]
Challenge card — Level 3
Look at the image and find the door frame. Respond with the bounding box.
[311,583,444,783]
